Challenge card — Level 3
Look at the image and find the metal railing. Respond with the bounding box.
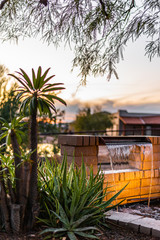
[39,128,160,136]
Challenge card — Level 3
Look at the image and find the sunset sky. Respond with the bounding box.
[0,36,160,122]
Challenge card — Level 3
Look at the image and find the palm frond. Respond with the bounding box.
[19,68,33,89]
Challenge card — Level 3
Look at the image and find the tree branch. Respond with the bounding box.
[99,0,111,19]
[0,0,9,10]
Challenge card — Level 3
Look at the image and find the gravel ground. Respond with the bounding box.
[117,199,160,220]
[100,224,160,240]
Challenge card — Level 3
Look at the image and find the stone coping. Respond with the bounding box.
[105,211,160,238]
[101,168,139,174]
[58,135,99,146]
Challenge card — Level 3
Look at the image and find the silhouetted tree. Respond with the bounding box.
[71,106,113,132]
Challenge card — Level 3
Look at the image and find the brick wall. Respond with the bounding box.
[58,135,99,174]
[58,135,160,204]
[105,136,160,204]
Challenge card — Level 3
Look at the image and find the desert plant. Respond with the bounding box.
[38,155,126,239]
[0,116,26,203]
[9,66,66,230]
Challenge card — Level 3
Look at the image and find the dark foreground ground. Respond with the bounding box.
[0,200,160,240]
[0,225,159,240]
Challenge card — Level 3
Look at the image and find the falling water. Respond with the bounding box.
[98,142,154,206]
[142,144,154,207]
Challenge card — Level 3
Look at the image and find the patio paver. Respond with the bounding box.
[105,211,160,238]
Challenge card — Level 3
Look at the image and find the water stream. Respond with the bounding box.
[98,142,154,206]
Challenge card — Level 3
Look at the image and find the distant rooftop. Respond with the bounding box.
[118,110,160,125]
[118,110,160,118]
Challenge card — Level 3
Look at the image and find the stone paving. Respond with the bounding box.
[105,211,160,238]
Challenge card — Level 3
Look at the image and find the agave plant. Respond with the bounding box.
[9,66,66,229]
[38,155,127,240]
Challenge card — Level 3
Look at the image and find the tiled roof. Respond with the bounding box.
[120,116,160,125]
[119,110,160,118]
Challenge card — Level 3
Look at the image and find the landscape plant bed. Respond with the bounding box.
[0,224,159,240]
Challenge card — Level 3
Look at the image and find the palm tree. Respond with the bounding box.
[9,66,66,229]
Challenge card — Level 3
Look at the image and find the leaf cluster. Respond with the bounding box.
[0,116,26,146]
[38,156,126,239]
[9,66,66,117]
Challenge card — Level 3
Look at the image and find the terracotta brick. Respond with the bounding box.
[74,156,98,165]
[155,169,160,178]
[86,165,98,175]
[61,155,74,165]
[144,170,152,178]
[154,161,160,168]
[105,191,116,201]
[153,153,160,161]
[89,136,96,146]
[61,145,98,157]
[125,171,135,181]
[95,136,99,145]
[70,135,83,146]
[153,145,160,153]
[153,137,158,144]
[59,135,83,146]
[128,180,141,189]
[140,192,160,199]
[134,171,143,179]
[117,188,141,199]
[141,185,160,195]
[151,137,160,144]
[63,156,98,169]
[119,172,125,181]
[110,180,140,191]
[125,195,142,204]
[104,172,119,183]
[108,182,125,192]
[58,135,68,145]
[83,136,90,146]
[104,174,114,183]
[141,178,160,187]
[115,173,120,182]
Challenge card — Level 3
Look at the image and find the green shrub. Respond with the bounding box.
[38,155,126,240]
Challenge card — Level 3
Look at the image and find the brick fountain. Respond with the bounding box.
[58,135,160,205]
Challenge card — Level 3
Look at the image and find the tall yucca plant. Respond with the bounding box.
[9,66,66,229]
